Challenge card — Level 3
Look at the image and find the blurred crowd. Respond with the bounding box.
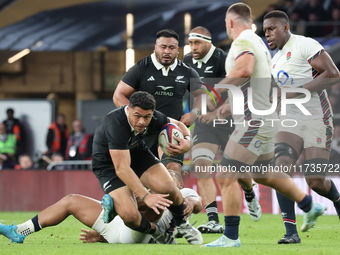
[0,109,93,170]
[257,0,340,37]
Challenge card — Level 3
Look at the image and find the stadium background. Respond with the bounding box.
[0,0,340,216]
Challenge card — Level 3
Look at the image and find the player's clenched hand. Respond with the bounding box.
[198,110,217,124]
[166,136,191,156]
[183,197,194,220]
[144,193,173,215]
[80,228,104,243]
[180,112,192,127]
[216,104,231,119]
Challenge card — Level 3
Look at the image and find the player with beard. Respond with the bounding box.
[183,26,261,234]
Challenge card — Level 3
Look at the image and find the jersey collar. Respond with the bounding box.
[124,106,135,132]
[192,45,215,68]
[151,52,178,76]
[281,34,294,51]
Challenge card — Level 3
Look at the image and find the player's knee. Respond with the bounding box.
[59,194,77,210]
[216,177,234,188]
[121,211,140,226]
[275,143,298,167]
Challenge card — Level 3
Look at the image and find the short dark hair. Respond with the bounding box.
[227,3,252,22]
[6,108,14,114]
[156,29,179,42]
[264,10,289,23]
[129,91,156,111]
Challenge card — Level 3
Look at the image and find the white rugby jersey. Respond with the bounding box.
[226,29,276,122]
[271,34,331,120]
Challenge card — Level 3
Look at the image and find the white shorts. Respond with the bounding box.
[92,210,152,244]
[279,117,333,151]
[230,119,279,156]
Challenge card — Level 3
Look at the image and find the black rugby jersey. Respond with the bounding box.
[92,106,169,171]
[184,46,227,79]
[184,46,232,130]
[122,53,200,120]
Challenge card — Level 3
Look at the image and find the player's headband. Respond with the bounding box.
[188,33,211,43]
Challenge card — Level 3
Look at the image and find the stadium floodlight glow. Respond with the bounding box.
[8,48,30,63]
[126,48,135,71]
[184,45,191,55]
[252,23,257,32]
[184,13,191,35]
[126,13,134,37]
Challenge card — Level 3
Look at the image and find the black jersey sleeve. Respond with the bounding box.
[121,63,142,90]
[188,67,201,92]
[219,54,227,77]
[183,54,193,67]
[105,122,131,150]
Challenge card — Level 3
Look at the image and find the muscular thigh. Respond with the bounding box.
[109,186,138,216]
[67,194,102,228]
[140,163,177,193]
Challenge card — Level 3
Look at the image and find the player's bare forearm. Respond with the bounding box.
[110,150,149,199]
[169,118,191,138]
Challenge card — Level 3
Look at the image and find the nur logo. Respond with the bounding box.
[197,82,222,115]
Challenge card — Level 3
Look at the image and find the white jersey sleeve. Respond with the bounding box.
[180,188,200,198]
[297,37,324,63]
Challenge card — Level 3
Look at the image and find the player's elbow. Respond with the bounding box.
[115,165,127,177]
[329,68,340,79]
[113,91,121,107]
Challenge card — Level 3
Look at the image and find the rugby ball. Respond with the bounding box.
[158,123,184,156]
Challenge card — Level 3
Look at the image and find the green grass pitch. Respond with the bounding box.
[0,212,339,255]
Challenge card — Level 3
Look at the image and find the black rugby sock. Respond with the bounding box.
[276,191,297,236]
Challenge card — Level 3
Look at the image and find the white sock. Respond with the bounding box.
[16,220,36,236]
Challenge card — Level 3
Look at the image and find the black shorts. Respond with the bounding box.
[193,120,234,150]
[93,146,161,194]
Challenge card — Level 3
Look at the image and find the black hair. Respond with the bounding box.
[264,10,289,23]
[129,91,156,111]
[6,108,14,114]
[156,29,179,42]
